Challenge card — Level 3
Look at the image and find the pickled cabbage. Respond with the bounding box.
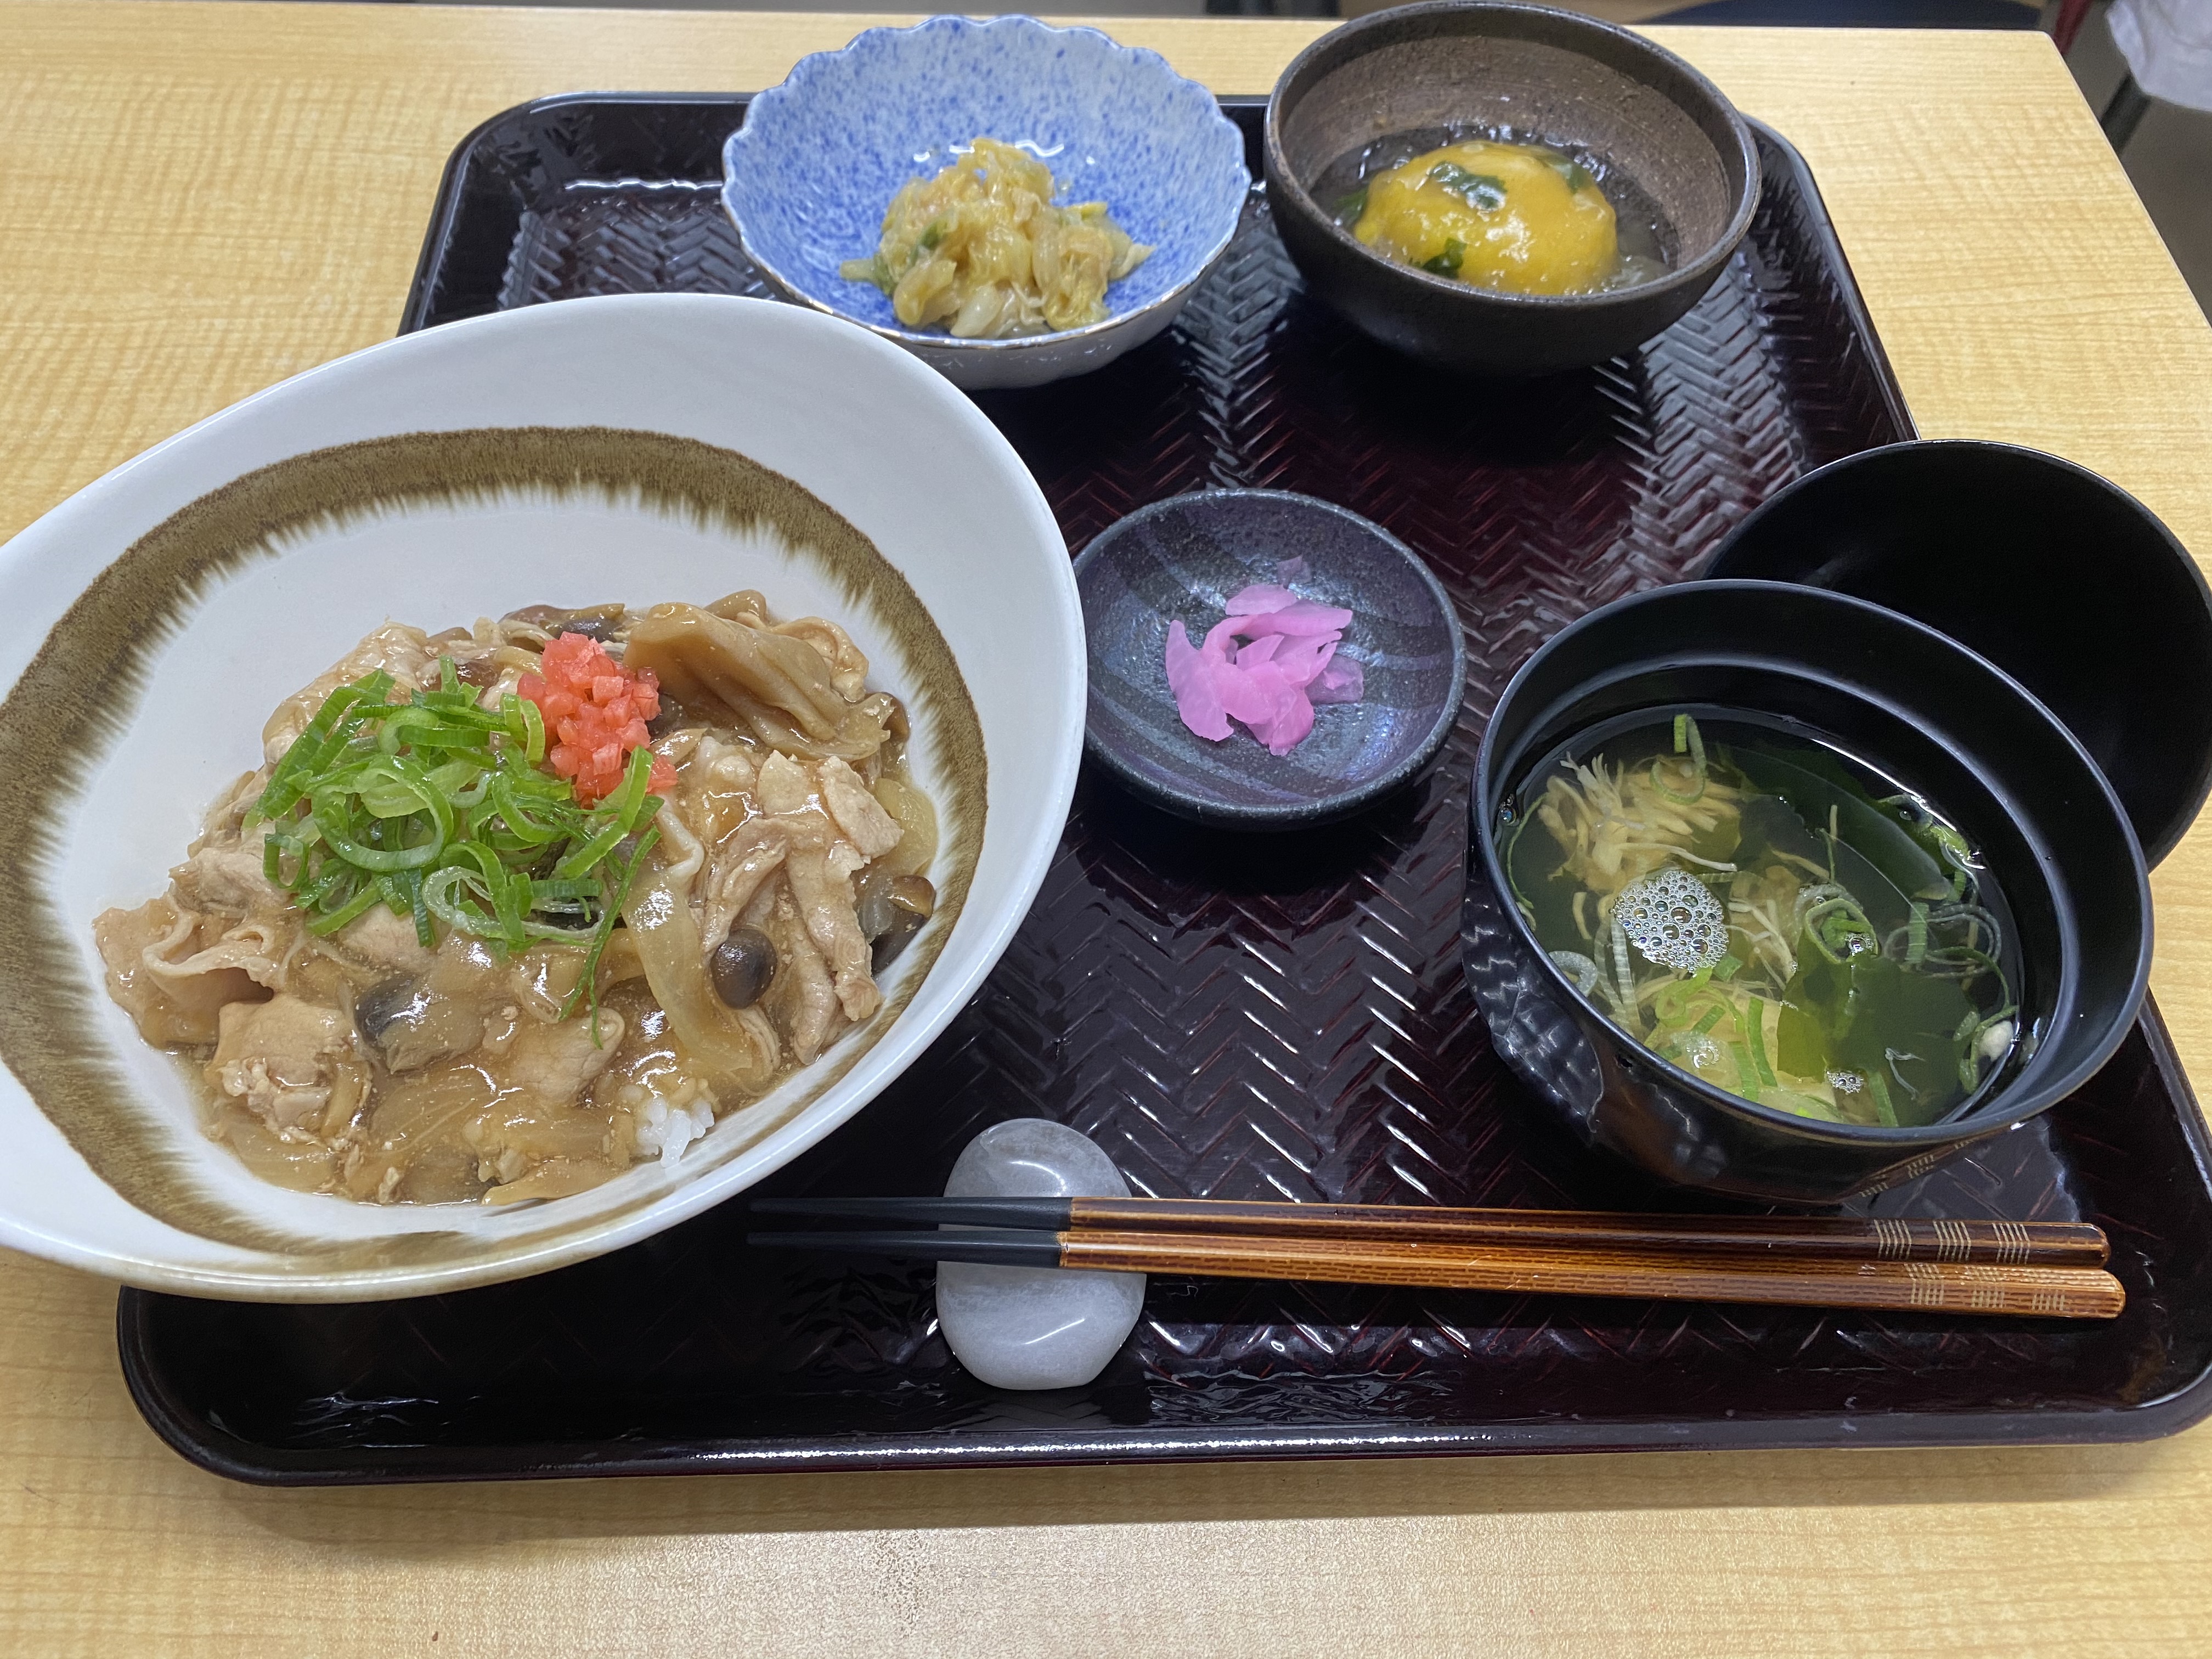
[839,138,1152,338]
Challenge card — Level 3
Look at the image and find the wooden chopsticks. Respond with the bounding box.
[750,1195,2108,1266]
[747,1197,2123,1321]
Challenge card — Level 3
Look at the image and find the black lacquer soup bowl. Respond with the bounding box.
[1463,580,2152,1203]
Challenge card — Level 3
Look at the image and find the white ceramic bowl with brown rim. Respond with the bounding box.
[0,293,1080,1300]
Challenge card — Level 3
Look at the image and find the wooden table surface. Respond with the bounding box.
[5,3,2212,1652]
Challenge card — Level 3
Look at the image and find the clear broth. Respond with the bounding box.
[1500,710,2027,1128]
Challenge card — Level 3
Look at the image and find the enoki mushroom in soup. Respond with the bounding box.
[93,594,938,1205]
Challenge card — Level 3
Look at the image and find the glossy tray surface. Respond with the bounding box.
[119,96,2212,1483]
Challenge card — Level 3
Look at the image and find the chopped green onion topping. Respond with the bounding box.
[1681,714,1707,782]
[1730,1040,1758,1096]
[1648,755,1705,805]
[1610,917,1639,1030]
[1802,896,1878,963]
[246,661,664,1028]
[1932,823,1975,899]
[1956,1004,2018,1094]
[1658,713,1711,801]
[1866,1068,1898,1127]
[1427,163,1507,212]
[1745,997,1778,1090]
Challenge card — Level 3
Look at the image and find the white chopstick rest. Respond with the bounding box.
[934,1119,1144,1390]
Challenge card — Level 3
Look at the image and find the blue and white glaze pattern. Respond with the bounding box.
[723,16,1250,390]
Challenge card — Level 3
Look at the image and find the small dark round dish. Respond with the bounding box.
[1702,439,2212,868]
[1464,580,2151,1204]
[1076,489,1467,830]
[1265,1,1761,377]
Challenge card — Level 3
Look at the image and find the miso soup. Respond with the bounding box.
[1500,711,2024,1128]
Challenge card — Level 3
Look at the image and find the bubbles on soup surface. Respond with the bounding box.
[1615,867,1729,971]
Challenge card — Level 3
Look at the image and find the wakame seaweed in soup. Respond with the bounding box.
[1502,712,2024,1128]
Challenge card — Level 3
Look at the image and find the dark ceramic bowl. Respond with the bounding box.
[1464,580,2151,1203]
[1264,1,1760,376]
[1075,489,1466,829]
[1701,439,2212,867]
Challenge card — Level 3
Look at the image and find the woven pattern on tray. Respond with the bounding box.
[123,119,2212,1465]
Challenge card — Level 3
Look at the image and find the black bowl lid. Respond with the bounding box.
[1702,439,2212,866]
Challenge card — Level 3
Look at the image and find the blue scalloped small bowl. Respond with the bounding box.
[723,16,1250,390]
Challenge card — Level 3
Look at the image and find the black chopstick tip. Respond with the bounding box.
[744,1194,1075,1229]
[746,1229,1066,1269]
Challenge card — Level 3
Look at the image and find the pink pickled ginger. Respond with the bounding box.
[1165,580,1362,756]
[1310,657,1363,705]
[1163,620,1231,741]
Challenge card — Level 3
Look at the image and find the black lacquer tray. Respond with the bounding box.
[118,95,2212,1483]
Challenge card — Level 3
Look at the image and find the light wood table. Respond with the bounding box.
[5,4,2212,1652]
